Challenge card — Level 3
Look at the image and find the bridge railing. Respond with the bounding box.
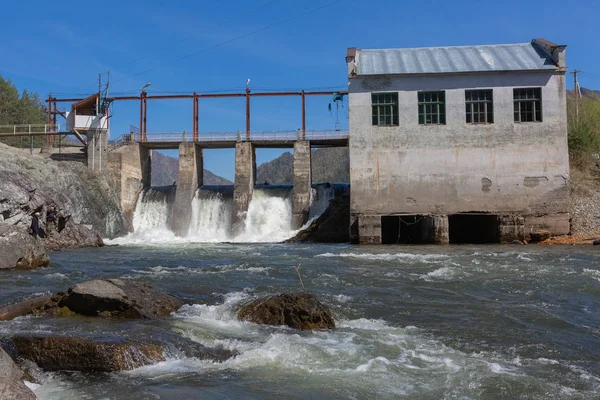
[0,124,62,135]
[138,129,349,143]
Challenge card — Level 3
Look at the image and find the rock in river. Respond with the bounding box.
[59,279,183,319]
[0,224,49,270]
[0,347,37,399]
[238,292,335,330]
[8,336,164,372]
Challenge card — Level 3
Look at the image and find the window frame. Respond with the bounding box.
[371,92,399,127]
[418,91,446,125]
[513,88,542,123]
[465,89,494,124]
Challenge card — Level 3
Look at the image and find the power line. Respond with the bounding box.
[125,0,280,67]
[112,0,345,86]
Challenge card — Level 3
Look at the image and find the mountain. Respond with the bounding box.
[151,151,232,186]
[256,147,349,184]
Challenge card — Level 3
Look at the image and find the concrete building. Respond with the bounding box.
[346,39,569,244]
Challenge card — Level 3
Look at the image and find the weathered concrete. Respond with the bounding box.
[430,215,449,244]
[292,141,312,229]
[86,129,108,172]
[171,143,203,237]
[107,144,150,229]
[348,56,570,243]
[232,142,255,235]
[357,215,382,244]
[499,215,526,243]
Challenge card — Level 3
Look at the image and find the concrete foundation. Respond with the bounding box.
[499,215,526,243]
[232,142,255,235]
[107,144,145,230]
[171,143,203,237]
[357,215,382,244]
[292,141,312,229]
[86,129,108,172]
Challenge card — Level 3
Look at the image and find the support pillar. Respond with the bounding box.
[232,141,255,235]
[358,215,382,244]
[107,143,145,231]
[171,143,203,237]
[499,215,525,243]
[140,146,152,189]
[292,140,311,229]
[86,129,108,171]
[429,215,449,244]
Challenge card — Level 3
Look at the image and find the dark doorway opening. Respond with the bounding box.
[448,214,500,244]
[381,215,430,244]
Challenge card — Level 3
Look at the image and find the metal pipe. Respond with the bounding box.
[139,93,143,142]
[143,95,147,141]
[193,92,198,142]
[301,90,306,140]
[245,87,251,140]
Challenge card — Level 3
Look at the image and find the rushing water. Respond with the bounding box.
[1,243,600,399]
[118,184,337,245]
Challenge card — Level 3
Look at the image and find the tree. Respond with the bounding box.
[0,75,49,148]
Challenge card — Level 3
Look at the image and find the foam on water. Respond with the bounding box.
[317,252,449,262]
[110,186,317,245]
[123,291,570,398]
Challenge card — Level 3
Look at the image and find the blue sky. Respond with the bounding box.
[1,0,599,180]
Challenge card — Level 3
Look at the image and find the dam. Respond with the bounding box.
[107,131,347,239]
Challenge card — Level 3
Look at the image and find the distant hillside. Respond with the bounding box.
[256,147,349,184]
[151,151,232,186]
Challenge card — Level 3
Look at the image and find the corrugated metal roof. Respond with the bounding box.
[356,43,557,75]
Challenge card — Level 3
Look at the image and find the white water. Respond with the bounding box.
[111,184,338,244]
[309,184,335,219]
[121,189,178,244]
[188,192,232,242]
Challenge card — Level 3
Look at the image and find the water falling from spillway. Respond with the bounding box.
[188,188,233,242]
[110,183,341,245]
[128,187,178,242]
[234,187,294,243]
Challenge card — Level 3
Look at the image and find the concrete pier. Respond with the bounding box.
[232,142,255,235]
[292,141,312,229]
[171,143,203,237]
[107,144,146,229]
[357,215,382,244]
[86,129,108,172]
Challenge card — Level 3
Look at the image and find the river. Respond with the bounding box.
[1,243,599,399]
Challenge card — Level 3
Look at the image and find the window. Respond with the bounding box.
[514,88,542,122]
[466,90,493,124]
[372,93,398,126]
[418,91,445,125]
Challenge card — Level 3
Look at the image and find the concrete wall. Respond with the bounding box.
[292,141,312,229]
[171,143,203,236]
[107,144,147,230]
[348,71,570,238]
[232,142,256,235]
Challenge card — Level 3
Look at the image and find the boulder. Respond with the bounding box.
[288,193,350,243]
[529,230,552,243]
[0,224,50,270]
[43,224,104,251]
[59,279,183,319]
[9,336,164,372]
[0,347,37,399]
[0,143,127,239]
[238,292,335,330]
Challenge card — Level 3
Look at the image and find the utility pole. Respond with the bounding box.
[571,69,582,124]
